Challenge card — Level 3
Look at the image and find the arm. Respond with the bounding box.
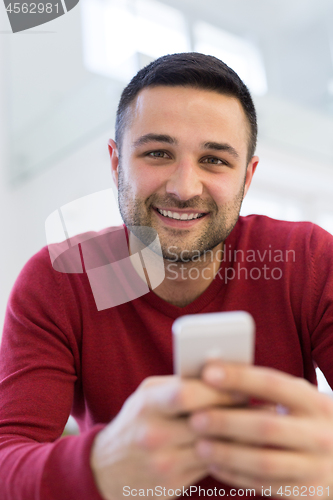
[0,249,105,500]
[0,248,242,500]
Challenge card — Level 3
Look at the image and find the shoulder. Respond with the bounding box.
[235,215,333,251]
[13,245,55,291]
[237,214,315,235]
[7,246,65,317]
[10,224,128,309]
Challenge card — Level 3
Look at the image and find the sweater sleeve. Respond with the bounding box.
[0,248,105,500]
[305,224,333,387]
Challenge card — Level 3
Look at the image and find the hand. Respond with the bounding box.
[189,362,333,499]
[90,374,243,500]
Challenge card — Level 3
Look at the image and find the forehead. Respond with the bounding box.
[123,86,250,156]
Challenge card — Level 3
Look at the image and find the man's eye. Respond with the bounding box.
[202,157,226,165]
[147,151,169,158]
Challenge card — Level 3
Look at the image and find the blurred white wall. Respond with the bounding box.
[0,32,120,330]
[0,6,121,329]
[0,121,116,331]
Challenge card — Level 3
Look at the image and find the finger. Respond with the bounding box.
[195,439,330,482]
[152,445,208,476]
[140,376,246,416]
[135,416,196,450]
[190,408,333,453]
[208,467,261,497]
[202,362,333,417]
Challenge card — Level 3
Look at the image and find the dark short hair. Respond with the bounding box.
[115,52,257,162]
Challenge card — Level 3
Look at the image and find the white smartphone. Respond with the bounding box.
[172,311,255,377]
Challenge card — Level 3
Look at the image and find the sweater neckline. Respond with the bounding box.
[138,223,239,319]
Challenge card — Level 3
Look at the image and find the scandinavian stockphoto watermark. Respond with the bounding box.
[165,245,296,283]
[3,0,80,33]
[45,189,296,311]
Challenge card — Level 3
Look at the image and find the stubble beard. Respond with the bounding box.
[117,166,245,262]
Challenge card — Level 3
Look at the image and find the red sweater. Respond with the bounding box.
[1,215,333,499]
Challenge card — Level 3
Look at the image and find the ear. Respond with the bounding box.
[243,156,259,198]
[108,139,119,189]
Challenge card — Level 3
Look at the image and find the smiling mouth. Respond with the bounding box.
[154,207,207,221]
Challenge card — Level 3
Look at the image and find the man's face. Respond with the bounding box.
[110,86,258,261]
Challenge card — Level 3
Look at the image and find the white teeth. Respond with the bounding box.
[157,208,204,221]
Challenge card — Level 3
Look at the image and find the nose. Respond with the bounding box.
[165,158,203,201]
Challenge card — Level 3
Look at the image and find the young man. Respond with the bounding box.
[1,53,333,500]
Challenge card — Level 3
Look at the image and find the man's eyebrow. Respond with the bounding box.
[202,142,240,159]
[132,134,178,149]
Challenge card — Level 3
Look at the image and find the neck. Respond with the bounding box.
[153,244,223,306]
[127,230,223,307]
